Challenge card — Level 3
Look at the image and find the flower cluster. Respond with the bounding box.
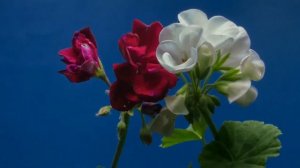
[109,19,177,111]
[57,8,280,168]
[157,9,265,105]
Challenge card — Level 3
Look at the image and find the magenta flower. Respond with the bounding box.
[59,28,101,83]
[109,19,178,111]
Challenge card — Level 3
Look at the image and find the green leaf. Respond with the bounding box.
[160,127,201,148]
[199,121,281,168]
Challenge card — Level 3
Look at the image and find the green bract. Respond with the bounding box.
[161,126,202,148]
[199,121,281,168]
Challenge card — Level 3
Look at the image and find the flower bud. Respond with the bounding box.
[139,127,152,145]
[196,42,215,79]
[59,28,102,83]
[96,105,111,117]
[117,120,126,140]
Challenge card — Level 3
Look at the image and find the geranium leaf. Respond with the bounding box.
[199,121,281,168]
[160,127,201,148]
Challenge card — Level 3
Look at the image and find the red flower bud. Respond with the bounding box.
[59,28,101,83]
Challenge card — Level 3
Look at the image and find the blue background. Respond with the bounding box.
[0,0,299,167]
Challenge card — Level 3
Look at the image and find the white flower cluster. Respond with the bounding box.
[156,9,265,106]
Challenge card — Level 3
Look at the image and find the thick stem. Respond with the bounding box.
[111,113,130,168]
[200,108,218,140]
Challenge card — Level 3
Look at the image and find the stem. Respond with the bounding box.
[202,67,214,89]
[111,113,130,168]
[200,108,218,140]
[140,112,146,128]
[179,73,189,84]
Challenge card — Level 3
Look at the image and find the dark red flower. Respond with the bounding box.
[59,28,101,83]
[110,19,178,111]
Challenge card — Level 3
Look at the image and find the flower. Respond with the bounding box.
[165,95,189,115]
[59,28,102,83]
[150,108,176,136]
[216,80,251,104]
[109,20,178,111]
[240,50,265,81]
[175,9,266,105]
[156,23,202,73]
[177,9,251,67]
[235,87,258,106]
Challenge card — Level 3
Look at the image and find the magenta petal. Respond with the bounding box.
[113,63,136,83]
[59,48,80,64]
[80,42,97,61]
[81,60,98,75]
[127,46,147,66]
[59,68,90,83]
[132,19,148,35]
[144,22,163,53]
[133,73,169,102]
[145,64,178,88]
[110,81,141,111]
[78,27,98,47]
[119,33,140,62]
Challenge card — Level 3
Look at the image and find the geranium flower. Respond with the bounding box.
[174,9,266,105]
[156,23,202,73]
[110,20,177,111]
[59,28,102,83]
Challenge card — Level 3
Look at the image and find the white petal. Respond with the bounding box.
[205,34,234,50]
[217,80,251,103]
[157,41,198,73]
[235,87,258,106]
[204,16,238,36]
[178,9,208,26]
[157,40,184,65]
[241,50,265,81]
[159,23,186,43]
[150,108,176,136]
[224,28,251,67]
[179,26,203,49]
[170,47,198,73]
[165,95,189,115]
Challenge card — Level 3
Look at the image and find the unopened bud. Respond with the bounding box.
[197,42,215,79]
[139,127,152,145]
[117,120,126,140]
[96,105,112,117]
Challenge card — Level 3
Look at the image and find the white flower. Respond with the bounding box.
[235,87,258,106]
[217,80,251,104]
[156,20,203,73]
[177,9,257,68]
[165,95,189,115]
[150,108,176,136]
[240,49,265,81]
[177,9,266,106]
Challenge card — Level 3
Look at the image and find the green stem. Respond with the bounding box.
[200,108,218,140]
[180,73,189,84]
[140,112,146,128]
[202,67,214,89]
[111,113,130,168]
